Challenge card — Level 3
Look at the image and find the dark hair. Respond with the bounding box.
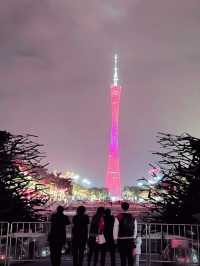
[77,205,86,215]
[104,208,111,216]
[57,205,64,213]
[96,206,105,216]
[121,202,129,211]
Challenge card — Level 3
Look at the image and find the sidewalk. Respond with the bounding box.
[10,258,162,266]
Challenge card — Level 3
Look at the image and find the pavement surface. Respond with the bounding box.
[9,257,168,266]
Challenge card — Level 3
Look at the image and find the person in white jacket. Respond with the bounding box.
[113,202,137,266]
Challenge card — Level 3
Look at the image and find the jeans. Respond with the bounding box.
[88,238,106,266]
[49,242,63,266]
[118,239,134,266]
[72,243,86,266]
[101,243,115,266]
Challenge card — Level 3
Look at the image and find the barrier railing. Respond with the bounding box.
[148,223,200,264]
[0,222,9,266]
[7,222,73,264]
[3,222,200,265]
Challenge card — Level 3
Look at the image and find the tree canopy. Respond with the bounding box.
[143,132,200,223]
[0,130,48,221]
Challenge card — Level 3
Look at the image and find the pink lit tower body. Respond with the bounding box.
[105,54,121,198]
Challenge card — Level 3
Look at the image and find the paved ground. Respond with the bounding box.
[10,261,155,266]
[9,257,168,266]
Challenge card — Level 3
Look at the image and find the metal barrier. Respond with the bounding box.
[137,223,149,263]
[0,222,9,266]
[5,222,200,265]
[148,223,200,264]
[8,222,51,264]
[7,222,73,264]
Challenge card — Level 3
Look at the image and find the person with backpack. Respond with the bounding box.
[113,202,137,266]
[72,205,90,266]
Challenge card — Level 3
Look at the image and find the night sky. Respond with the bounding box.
[1,0,200,187]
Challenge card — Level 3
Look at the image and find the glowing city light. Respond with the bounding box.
[148,166,160,176]
[111,196,117,202]
[82,178,91,185]
[147,166,163,185]
[137,182,144,187]
[113,54,119,86]
[72,175,80,180]
[105,54,121,197]
[148,180,157,185]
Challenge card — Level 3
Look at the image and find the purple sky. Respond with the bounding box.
[1,0,200,187]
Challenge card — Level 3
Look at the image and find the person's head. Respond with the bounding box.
[104,208,111,216]
[121,202,129,211]
[77,205,86,215]
[56,205,64,214]
[96,206,104,216]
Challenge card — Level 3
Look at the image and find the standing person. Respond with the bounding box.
[48,206,70,266]
[88,207,105,266]
[102,208,116,266]
[113,202,137,266]
[72,206,90,266]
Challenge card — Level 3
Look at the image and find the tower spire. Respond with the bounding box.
[113,53,119,86]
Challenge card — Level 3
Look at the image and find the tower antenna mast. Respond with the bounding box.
[113,54,119,86]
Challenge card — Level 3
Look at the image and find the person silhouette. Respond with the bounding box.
[48,206,70,266]
[113,202,137,266]
[72,205,89,266]
[88,206,105,266]
[102,208,116,266]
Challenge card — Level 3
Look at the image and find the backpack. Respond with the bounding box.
[118,213,135,237]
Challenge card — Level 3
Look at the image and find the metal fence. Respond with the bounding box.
[8,222,51,264]
[2,222,200,265]
[7,222,73,264]
[0,222,9,266]
[148,223,200,264]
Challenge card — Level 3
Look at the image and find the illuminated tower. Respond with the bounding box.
[105,54,121,198]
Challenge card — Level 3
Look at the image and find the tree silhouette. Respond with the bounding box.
[143,132,200,223]
[0,130,48,221]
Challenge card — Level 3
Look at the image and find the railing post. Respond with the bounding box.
[7,222,13,266]
[0,222,10,266]
[148,223,151,266]
[5,222,9,266]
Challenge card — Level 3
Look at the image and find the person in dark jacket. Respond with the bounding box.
[48,206,70,266]
[101,208,115,266]
[88,206,105,266]
[72,205,90,266]
[113,202,137,266]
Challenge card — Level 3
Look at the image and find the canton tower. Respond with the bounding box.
[105,54,121,198]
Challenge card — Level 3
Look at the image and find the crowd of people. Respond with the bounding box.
[48,202,140,266]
